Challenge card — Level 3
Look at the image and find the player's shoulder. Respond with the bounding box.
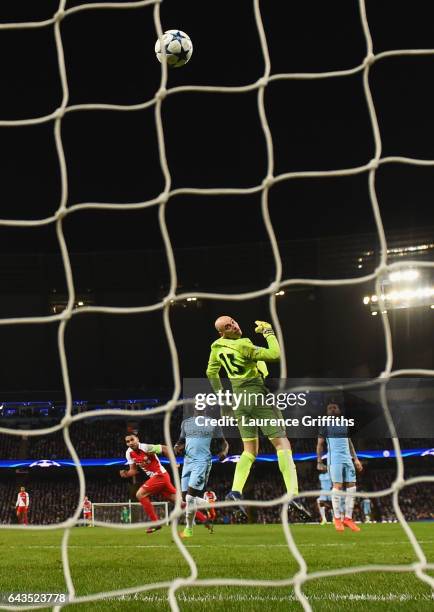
[319,425,331,438]
[138,442,152,453]
[126,444,145,458]
[231,337,255,355]
[211,337,253,348]
[235,337,253,346]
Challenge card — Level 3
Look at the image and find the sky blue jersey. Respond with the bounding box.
[179,417,224,462]
[319,424,352,464]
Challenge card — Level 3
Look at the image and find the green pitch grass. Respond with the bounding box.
[0,523,432,611]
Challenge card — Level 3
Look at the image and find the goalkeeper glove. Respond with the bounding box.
[254,320,275,337]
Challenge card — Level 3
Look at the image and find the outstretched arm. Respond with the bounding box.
[243,322,280,362]
[249,335,280,362]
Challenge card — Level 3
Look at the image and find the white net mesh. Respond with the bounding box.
[0,0,433,610]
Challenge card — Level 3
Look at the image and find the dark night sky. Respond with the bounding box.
[0,0,433,247]
[0,0,433,397]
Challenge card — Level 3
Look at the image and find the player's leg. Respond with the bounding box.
[159,470,208,537]
[329,463,345,531]
[325,501,333,523]
[339,494,346,518]
[180,462,191,512]
[256,403,302,504]
[268,435,311,521]
[136,481,160,526]
[234,437,258,492]
[317,498,324,523]
[226,389,259,510]
[180,486,203,537]
[17,508,27,525]
[179,463,209,512]
[342,462,360,532]
[226,435,258,515]
[201,462,215,532]
[179,468,202,522]
[147,472,179,533]
[181,463,211,538]
[197,462,215,532]
[317,499,328,525]
[269,436,298,497]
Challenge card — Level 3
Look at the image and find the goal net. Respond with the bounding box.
[0,0,433,611]
[91,502,169,526]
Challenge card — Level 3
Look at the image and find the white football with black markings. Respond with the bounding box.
[155,30,193,68]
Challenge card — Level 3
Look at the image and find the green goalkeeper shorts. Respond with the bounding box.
[232,379,286,440]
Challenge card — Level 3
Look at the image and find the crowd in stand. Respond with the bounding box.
[369,469,433,521]
[0,476,127,525]
[0,464,431,525]
[0,416,432,525]
[22,418,184,460]
[3,416,431,461]
[26,424,126,460]
[0,434,22,459]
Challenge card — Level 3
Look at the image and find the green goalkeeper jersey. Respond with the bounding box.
[206,335,280,391]
[120,508,130,523]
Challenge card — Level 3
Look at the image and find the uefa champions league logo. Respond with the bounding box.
[29,459,61,468]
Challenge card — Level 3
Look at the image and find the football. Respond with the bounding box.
[154,30,193,68]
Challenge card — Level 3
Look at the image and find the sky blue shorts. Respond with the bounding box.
[181,459,212,492]
[329,460,356,484]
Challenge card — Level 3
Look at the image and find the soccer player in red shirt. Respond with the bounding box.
[204,489,217,523]
[120,433,177,534]
[82,496,92,526]
[16,486,29,525]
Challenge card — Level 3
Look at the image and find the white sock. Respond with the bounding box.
[332,488,342,519]
[185,494,196,529]
[345,486,356,519]
[193,496,210,509]
[319,506,327,521]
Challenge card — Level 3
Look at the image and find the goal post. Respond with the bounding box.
[91,501,169,526]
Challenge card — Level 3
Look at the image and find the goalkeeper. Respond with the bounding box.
[206,316,310,520]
